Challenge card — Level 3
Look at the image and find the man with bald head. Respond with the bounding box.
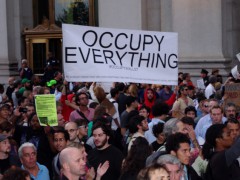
[59,147,86,180]
[64,122,79,142]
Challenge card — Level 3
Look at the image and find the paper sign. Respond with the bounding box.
[197,79,205,89]
[35,94,58,126]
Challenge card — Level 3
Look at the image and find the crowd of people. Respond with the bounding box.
[0,59,240,180]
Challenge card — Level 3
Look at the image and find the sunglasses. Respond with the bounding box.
[204,105,209,108]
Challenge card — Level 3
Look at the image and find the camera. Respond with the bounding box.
[19,107,28,113]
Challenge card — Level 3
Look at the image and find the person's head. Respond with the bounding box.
[122,137,152,175]
[18,97,29,108]
[57,113,65,127]
[200,69,208,78]
[21,59,28,68]
[182,73,190,81]
[59,147,86,178]
[94,86,106,103]
[178,85,188,96]
[53,129,69,152]
[128,84,138,97]
[224,103,237,119]
[210,105,223,124]
[65,122,79,141]
[2,167,30,180]
[128,115,149,134]
[0,104,10,120]
[225,118,240,141]
[166,133,191,165]
[146,88,155,101]
[156,154,183,180]
[67,142,87,163]
[75,119,89,139]
[201,99,210,114]
[0,134,11,155]
[110,87,119,99]
[163,118,179,138]
[184,106,197,119]
[26,104,35,117]
[8,76,15,86]
[209,75,217,85]
[18,142,37,169]
[0,121,14,136]
[75,92,89,107]
[92,121,111,150]
[54,71,62,80]
[125,96,138,109]
[139,105,150,119]
[152,122,165,142]
[137,163,170,180]
[202,124,233,160]
[152,100,169,120]
[180,116,195,129]
[28,113,41,130]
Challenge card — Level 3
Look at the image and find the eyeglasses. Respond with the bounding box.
[204,105,209,108]
[184,89,188,91]
[67,129,78,133]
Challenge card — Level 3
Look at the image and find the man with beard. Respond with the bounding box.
[127,115,149,151]
[88,121,124,180]
[143,88,157,119]
[224,103,237,119]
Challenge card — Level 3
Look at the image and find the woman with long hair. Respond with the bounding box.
[120,137,152,180]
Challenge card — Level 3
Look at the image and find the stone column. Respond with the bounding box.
[0,0,11,84]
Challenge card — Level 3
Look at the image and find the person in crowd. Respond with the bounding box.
[116,83,128,115]
[195,104,227,140]
[158,85,173,102]
[120,137,152,180]
[69,92,95,122]
[212,68,223,83]
[185,105,197,122]
[178,72,183,85]
[0,134,17,175]
[19,59,33,80]
[2,167,30,180]
[120,96,138,136]
[52,128,69,180]
[0,104,11,124]
[127,115,149,151]
[155,154,184,180]
[165,133,202,180]
[88,121,124,180]
[172,85,194,119]
[137,163,170,180]
[145,100,170,144]
[143,88,157,119]
[205,75,217,99]
[180,73,195,88]
[200,69,209,88]
[6,76,15,102]
[224,102,237,119]
[151,122,165,152]
[139,104,151,123]
[19,142,50,180]
[225,118,240,141]
[202,124,240,179]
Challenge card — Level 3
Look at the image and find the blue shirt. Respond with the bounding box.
[22,162,50,180]
[195,114,227,139]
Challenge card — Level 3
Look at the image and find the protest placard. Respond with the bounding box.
[224,83,240,112]
[62,24,178,85]
[35,94,58,126]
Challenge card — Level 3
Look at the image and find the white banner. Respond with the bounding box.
[62,24,178,85]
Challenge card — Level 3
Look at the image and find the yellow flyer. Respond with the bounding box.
[35,94,58,126]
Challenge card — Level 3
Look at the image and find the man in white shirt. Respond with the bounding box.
[205,75,217,99]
